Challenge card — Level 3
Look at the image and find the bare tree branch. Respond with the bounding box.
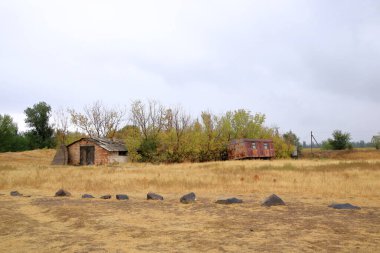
[70,101,126,138]
[130,100,165,139]
[53,107,70,144]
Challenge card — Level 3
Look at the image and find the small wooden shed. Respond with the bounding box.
[52,137,128,165]
[227,139,275,160]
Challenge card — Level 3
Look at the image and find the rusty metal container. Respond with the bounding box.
[227,139,275,160]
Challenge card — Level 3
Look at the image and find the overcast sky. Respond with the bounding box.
[1,0,379,142]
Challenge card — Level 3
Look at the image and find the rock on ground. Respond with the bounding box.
[10,191,23,197]
[55,189,71,197]
[100,195,112,199]
[261,194,286,207]
[215,197,243,205]
[82,194,95,199]
[329,203,361,210]
[147,192,164,200]
[180,192,196,204]
[116,194,129,200]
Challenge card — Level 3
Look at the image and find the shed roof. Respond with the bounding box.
[67,137,127,152]
[229,138,273,145]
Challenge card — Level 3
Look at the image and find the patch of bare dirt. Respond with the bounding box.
[0,195,379,252]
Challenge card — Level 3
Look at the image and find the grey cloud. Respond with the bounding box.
[0,0,379,141]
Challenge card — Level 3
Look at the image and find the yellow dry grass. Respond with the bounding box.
[302,148,380,160]
[1,149,380,200]
[0,149,380,252]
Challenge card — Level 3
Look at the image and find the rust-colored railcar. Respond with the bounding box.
[227,139,275,160]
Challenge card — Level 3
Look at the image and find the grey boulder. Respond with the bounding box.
[100,194,112,199]
[10,191,23,197]
[82,194,95,199]
[147,192,164,200]
[329,203,361,210]
[55,189,71,197]
[261,194,286,207]
[180,192,196,204]
[215,197,243,205]
[116,194,129,200]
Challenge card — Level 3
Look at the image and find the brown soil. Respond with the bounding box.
[0,193,379,253]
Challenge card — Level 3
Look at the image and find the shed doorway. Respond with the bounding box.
[80,146,95,165]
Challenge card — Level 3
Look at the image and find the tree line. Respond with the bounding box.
[1,100,304,161]
[0,102,55,152]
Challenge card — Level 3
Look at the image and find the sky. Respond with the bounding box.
[0,0,379,143]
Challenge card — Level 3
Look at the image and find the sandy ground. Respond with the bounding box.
[1,192,379,253]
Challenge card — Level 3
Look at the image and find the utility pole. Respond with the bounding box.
[311,131,313,154]
[310,131,319,155]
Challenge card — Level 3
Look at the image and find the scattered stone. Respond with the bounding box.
[55,189,71,197]
[82,194,95,199]
[10,191,23,197]
[23,195,32,198]
[116,194,129,200]
[329,203,361,210]
[215,197,243,205]
[100,194,112,199]
[180,192,196,204]
[261,194,286,207]
[147,192,164,200]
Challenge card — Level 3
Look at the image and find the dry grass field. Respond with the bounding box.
[1,149,380,252]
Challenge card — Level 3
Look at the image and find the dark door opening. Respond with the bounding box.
[80,146,95,165]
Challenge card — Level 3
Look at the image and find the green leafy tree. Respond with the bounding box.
[198,111,221,161]
[130,100,165,162]
[0,114,29,152]
[321,140,333,150]
[125,100,294,161]
[229,109,265,139]
[327,130,351,150]
[283,130,302,156]
[165,106,191,162]
[138,137,159,162]
[115,125,142,162]
[0,114,18,151]
[371,134,380,150]
[64,131,84,145]
[24,102,55,149]
[259,126,289,158]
